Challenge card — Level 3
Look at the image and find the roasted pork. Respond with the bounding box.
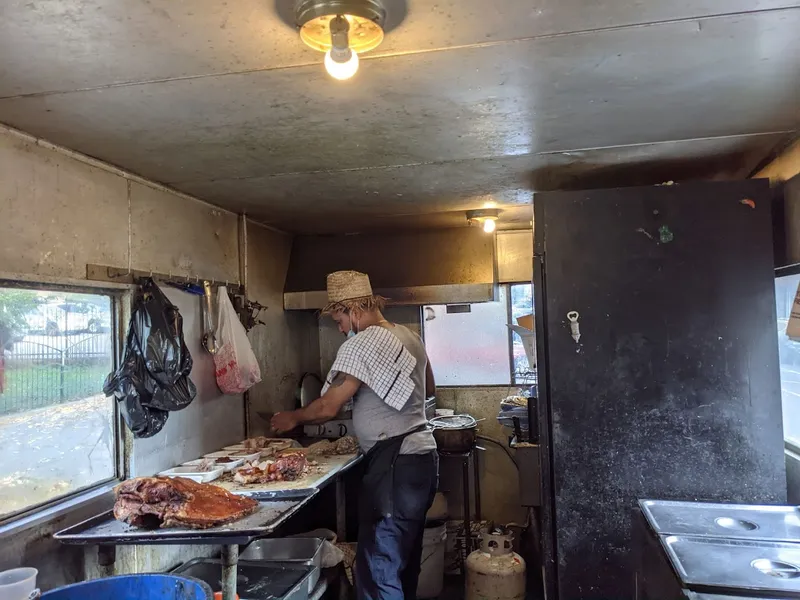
[233,452,309,484]
[113,476,258,529]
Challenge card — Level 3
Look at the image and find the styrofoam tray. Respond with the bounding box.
[204,450,261,462]
[184,457,245,472]
[158,465,224,483]
[227,439,298,451]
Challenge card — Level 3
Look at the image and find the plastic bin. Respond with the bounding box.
[40,574,212,600]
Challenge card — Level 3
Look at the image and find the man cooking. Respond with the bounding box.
[271,270,438,600]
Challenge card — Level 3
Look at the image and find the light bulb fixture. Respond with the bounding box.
[323,15,359,80]
[466,209,501,233]
[325,47,359,80]
[295,0,386,79]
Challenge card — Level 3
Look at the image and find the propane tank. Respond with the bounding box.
[465,528,526,600]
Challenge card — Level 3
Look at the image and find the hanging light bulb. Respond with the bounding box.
[483,218,497,233]
[325,47,359,80]
[295,2,386,80]
[320,15,359,80]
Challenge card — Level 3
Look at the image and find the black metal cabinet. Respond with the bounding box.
[533,180,786,600]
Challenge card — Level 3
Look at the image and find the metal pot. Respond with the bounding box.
[429,414,478,452]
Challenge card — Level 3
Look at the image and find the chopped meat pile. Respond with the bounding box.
[233,452,309,485]
[334,435,360,455]
[113,477,258,529]
[306,436,360,457]
[304,440,333,456]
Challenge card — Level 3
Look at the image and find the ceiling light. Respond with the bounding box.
[323,16,360,80]
[295,0,386,79]
[466,209,501,233]
[325,47,359,80]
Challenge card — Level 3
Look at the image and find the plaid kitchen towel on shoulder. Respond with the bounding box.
[323,325,417,410]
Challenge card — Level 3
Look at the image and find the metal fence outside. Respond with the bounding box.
[0,333,113,416]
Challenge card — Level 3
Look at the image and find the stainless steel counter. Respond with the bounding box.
[640,499,800,542]
[663,535,800,596]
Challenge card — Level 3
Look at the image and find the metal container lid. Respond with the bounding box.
[429,414,476,429]
[639,500,800,542]
[661,535,800,596]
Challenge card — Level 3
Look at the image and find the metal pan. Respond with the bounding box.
[54,491,318,546]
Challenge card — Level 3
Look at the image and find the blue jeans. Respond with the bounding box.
[355,451,439,600]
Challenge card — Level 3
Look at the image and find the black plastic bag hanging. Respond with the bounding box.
[104,278,197,438]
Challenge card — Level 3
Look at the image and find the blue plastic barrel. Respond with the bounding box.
[41,574,213,600]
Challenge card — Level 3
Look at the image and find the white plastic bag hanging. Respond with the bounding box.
[214,286,262,394]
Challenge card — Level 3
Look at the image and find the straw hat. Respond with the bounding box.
[326,270,373,303]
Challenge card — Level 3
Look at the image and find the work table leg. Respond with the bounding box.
[221,544,239,600]
[336,476,346,541]
[462,455,471,554]
[336,476,349,600]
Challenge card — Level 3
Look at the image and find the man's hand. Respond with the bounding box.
[271,411,300,433]
[270,373,361,433]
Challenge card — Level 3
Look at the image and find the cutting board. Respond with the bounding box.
[215,453,359,495]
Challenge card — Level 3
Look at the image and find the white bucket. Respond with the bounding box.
[0,568,37,600]
[416,522,446,599]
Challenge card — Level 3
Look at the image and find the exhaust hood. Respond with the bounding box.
[284,228,497,310]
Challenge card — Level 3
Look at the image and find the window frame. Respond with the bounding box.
[507,281,535,386]
[421,281,534,388]
[774,266,800,453]
[0,277,126,526]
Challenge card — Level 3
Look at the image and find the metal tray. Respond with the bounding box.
[640,499,800,542]
[54,491,318,546]
[240,537,324,592]
[173,558,314,600]
[241,537,324,564]
[661,535,800,596]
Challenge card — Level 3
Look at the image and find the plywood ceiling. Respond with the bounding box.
[0,0,798,233]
